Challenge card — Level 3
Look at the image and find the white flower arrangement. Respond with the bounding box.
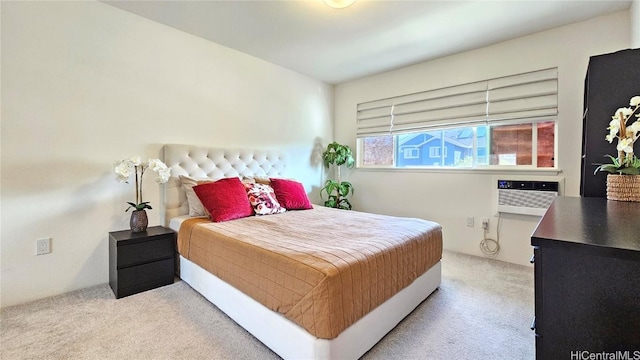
[595,95,640,175]
[114,157,171,211]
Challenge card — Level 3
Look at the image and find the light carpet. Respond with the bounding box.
[0,250,535,359]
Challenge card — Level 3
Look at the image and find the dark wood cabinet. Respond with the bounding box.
[531,197,640,359]
[580,48,640,197]
[109,226,175,299]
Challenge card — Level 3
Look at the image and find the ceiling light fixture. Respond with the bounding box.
[323,0,355,9]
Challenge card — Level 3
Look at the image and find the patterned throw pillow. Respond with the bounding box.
[244,183,286,215]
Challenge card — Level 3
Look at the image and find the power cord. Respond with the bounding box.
[480,213,501,257]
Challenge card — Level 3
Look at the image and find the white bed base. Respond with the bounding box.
[180,255,441,360]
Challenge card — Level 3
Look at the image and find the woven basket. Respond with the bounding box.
[606,174,640,202]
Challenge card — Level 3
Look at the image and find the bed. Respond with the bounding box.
[161,144,442,359]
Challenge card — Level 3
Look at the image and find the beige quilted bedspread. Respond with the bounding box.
[177,206,442,339]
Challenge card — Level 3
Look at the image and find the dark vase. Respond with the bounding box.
[130,209,148,233]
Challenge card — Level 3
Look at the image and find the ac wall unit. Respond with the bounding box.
[497,180,559,216]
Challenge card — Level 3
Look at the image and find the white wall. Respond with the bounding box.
[334,11,631,266]
[632,0,640,47]
[1,1,333,307]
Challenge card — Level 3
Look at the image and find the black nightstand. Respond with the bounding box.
[109,226,175,299]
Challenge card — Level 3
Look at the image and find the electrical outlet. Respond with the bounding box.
[36,238,51,255]
[466,216,474,227]
[481,218,489,230]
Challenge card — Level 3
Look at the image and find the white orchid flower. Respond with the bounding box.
[128,156,142,166]
[114,161,131,182]
[147,158,171,184]
[148,159,161,171]
[608,118,620,130]
[613,107,633,119]
[114,156,171,211]
[627,121,640,138]
[156,168,171,184]
[617,137,634,153]
[606,119,620,142]
[630,96,640,107]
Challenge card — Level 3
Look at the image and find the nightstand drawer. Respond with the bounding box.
[116,235,174,268]
[113,258,174,298]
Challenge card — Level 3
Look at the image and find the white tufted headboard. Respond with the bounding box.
[161,144,287,225]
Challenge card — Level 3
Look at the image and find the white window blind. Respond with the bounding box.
[486,68,558,124]
[356,68,558,137]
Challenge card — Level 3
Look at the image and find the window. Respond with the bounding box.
[429,147,440,158]
[361,122,555,168]
[356,68,557,169]
[362,135,394,166]
[403,148,419,159]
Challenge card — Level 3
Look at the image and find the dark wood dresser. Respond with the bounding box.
[531,196,640,359]
[109,226,175,299]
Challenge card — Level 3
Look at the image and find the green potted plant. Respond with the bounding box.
[320,142,355,210]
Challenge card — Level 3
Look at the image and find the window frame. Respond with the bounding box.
[428,147,440,158]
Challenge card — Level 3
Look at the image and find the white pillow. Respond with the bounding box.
[179,175,215,217]
[241,175,271,185]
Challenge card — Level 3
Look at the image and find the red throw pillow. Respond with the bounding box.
[193,177,254,222]
[270,178,313,210]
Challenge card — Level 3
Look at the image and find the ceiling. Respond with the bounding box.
[104,0,632,85]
